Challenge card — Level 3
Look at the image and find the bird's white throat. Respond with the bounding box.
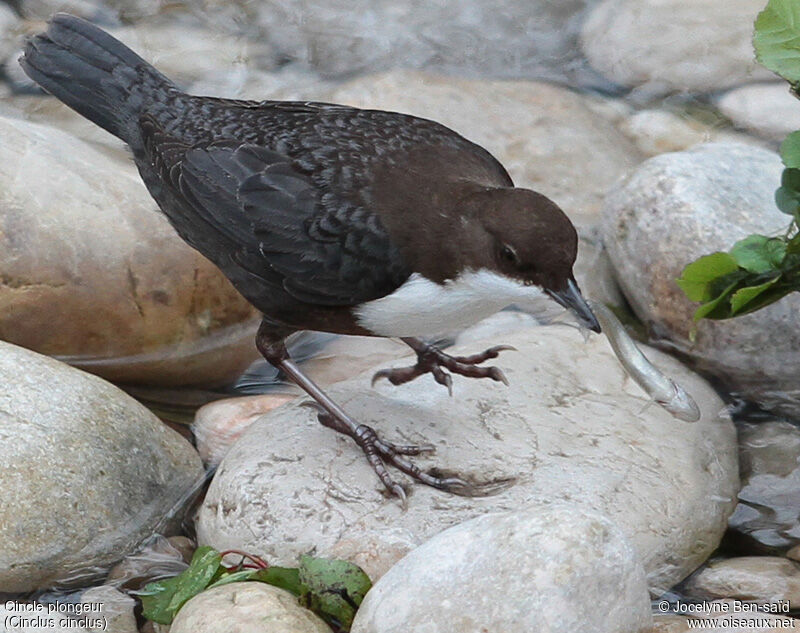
[354,270,544,338]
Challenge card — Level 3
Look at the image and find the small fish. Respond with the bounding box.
[589,301,701,423]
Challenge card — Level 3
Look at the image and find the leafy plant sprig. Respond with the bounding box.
[677,0,800,320]
[137,546,372,632]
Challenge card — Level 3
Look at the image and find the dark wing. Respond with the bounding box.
[142,122,411,306]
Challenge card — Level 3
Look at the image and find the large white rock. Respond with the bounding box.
[324,71,642,228]
[250,0,597,83]
[169,583,330,633]
[0,341,204,592]
[351,505,652,633]
[0,114,260,387]
[601,142,800,417]
[196,324,738,594]
[717,82,800,142]
[581,0,773,93]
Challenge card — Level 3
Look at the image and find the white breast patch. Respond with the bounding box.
[354,270,545,338]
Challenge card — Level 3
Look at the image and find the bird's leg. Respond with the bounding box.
[256,322,500,502]
[372,337,515,395]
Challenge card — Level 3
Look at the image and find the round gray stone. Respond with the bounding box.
[601,142,800,417]
[0,341,204,592]
[351,504,652,633]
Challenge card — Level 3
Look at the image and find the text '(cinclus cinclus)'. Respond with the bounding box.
[20,14,601,502]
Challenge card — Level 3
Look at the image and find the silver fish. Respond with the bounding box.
[589,301,700,423]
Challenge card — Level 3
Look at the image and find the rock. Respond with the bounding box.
[166,536,196,563]
[193,394,298,468]
[717,83,800,142]
[325,71,642,229]
[351,504,652,633]
[650,612,798,632]
[80,585,137,633]
[251,0,599,84]
[107,21,275,87]
[188,65,334,102]
[683,557,800,605]
[0,114,260,387]
[649,615,692,632]
[601,142,800,417]
[728,421,800,551]
[0,341,204,592]
[0,93,130,156]
[581,0,773,93]
[140,622,171,633]
[169,583,329,633]
[0,4,20,65]
[788,545,800,562]
[0,602,89,632]
[617,109,764,158]
[105,534,191,591]
[196,324,738,594]
[18,0,120,24]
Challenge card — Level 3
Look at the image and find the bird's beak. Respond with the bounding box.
[546,279,601,333]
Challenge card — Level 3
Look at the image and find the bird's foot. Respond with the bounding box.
[372,339,515,395]
[302,402,514,505]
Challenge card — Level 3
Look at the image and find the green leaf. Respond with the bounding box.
[754,0,800,83]
[140,546,222,625]
[140,576,183,625]
[782,132,800,169]
[298,556,372,630]
[207,569,259,589]
[775,186,799,216]
[692,280,740,321]
[729,275,781,315]
[252,566,305,596]
[730,235,787,273]
[676,252,739,301]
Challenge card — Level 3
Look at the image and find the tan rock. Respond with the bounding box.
[648,615,690,632]
[80,585,137,633]
[0,115,260,386]
[684,557,800,606]
[618,109,764,158]
[651,612,798,633]
[169,583,329,633]
[325,71,642,229]
[193,394,298,467]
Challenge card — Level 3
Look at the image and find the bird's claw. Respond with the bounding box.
[372,342,515,394]
[306,405,508,503]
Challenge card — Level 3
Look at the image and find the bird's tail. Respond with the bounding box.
[19,13,176,146]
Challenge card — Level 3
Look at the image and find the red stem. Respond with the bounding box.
[219,549,269,570]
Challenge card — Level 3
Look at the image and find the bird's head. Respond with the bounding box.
[462,187,601,333]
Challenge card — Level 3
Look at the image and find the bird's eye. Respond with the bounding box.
[500,244,518,265]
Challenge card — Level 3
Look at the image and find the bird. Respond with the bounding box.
[20,14,601,502]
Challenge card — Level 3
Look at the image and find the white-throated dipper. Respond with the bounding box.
[21,14,601,501]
